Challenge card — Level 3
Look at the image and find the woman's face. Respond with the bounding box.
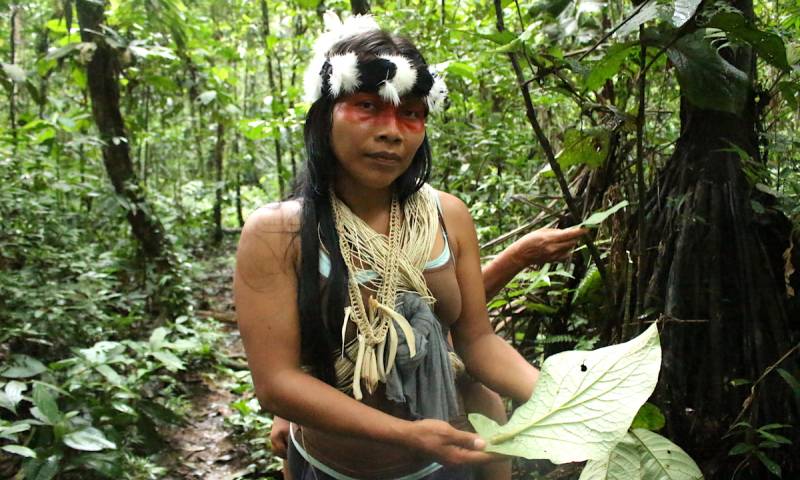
[330,92,427,191]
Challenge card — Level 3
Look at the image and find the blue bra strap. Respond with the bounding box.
[318,189,452,280]
[318,250,379,283]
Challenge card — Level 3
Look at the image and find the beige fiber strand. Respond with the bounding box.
[330,185,440,398]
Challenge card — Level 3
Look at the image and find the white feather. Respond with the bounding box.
[379,81,401,106]
[323,11,342,32]
[303,55,326,103]
[380,55,416,97]
[426,74,448,113]
[329,52,361,97]
[312,12,380,58]
[305,11,380,103]
[344,14,381,37]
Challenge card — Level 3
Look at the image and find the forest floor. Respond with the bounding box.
[159,243,282,479]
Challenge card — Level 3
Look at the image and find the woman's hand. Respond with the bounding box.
[404,419,500,466]
[508,227,588,269]
[482,226,589,299]
[270,415,291,458]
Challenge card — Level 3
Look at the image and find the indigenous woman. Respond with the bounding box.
[235,13,581,479]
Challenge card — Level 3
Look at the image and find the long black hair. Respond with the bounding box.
[291,30,433,385]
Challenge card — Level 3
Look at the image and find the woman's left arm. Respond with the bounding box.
[438,192,540,405]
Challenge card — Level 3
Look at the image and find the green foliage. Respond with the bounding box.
[222,368,284,476]
[0,316,218,478]
[556,128,611,169]
[579,200,630,227]
[704,12,790,71]
[631,402,666,431]
[582,43,637,91]
[667,30,750,114]
[726,421,794,478]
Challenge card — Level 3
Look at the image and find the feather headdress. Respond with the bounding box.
[302,11,448,113]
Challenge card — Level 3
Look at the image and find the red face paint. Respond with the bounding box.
[338,93,426,133]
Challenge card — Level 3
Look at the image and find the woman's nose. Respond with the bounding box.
[374,109,403,144]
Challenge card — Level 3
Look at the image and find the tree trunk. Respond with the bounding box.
[8,4,21,149]
[212,121,225,243]
[260,0,285,198]
[625,0,799,475]
[35,22,50,119]
[351,0,370,14]
[76,0,182,313]
[234,141,244,228]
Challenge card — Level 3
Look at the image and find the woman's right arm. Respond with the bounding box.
[234,204,494,466]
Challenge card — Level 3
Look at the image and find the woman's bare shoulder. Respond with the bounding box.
[236,200,302,290]
[243,200,302,234]
[432,189,473,226]
[431,189,477,258]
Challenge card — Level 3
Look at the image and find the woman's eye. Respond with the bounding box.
[357,101,375,110]
[402,109,423,120]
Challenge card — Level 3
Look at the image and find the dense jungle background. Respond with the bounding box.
[1,0,799,478]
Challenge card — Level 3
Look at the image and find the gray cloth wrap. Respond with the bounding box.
[384,292,459,421]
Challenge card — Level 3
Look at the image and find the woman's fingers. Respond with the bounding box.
[409,419,502,466]
[269,416,290,458]
[448,426,486,450]
[550,226,589,241]
[553,238,582,253]
[513,227,589,265]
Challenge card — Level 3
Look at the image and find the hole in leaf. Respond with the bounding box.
[580,363,587,372]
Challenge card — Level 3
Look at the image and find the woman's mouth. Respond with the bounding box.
[366,151,402,162]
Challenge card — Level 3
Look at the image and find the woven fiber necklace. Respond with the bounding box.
[329,187,439,399]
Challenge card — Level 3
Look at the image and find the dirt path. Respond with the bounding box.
[161,247,278,479]
[162,327,253,480]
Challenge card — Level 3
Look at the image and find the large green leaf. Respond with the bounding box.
[0,380,26,413]
[556,128,610,169]
[466,29,517,46]
[469,323,661,463]
[630,402,666,431]
[615,1,673,37]
[667,30,749,114]
[583,43,637,91]
[705,12,790,72]
[23,453,62,480]
[32,384,61,425]
[0,422,30,440]
[579,200,630,228]
[572,264,602,305]
[777,368,800,397]
[151,350,184,372]
[2,445,37,458]
[445,62,477,82]
[1,354,47,378]
[630,429,703,479]
[579,436,641,479]
[615,0,701,37]
[671,0,703,28]
[149,327,169,349]
[68,452,124,478]
[63,427,116,452]
[581,430,703,479]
